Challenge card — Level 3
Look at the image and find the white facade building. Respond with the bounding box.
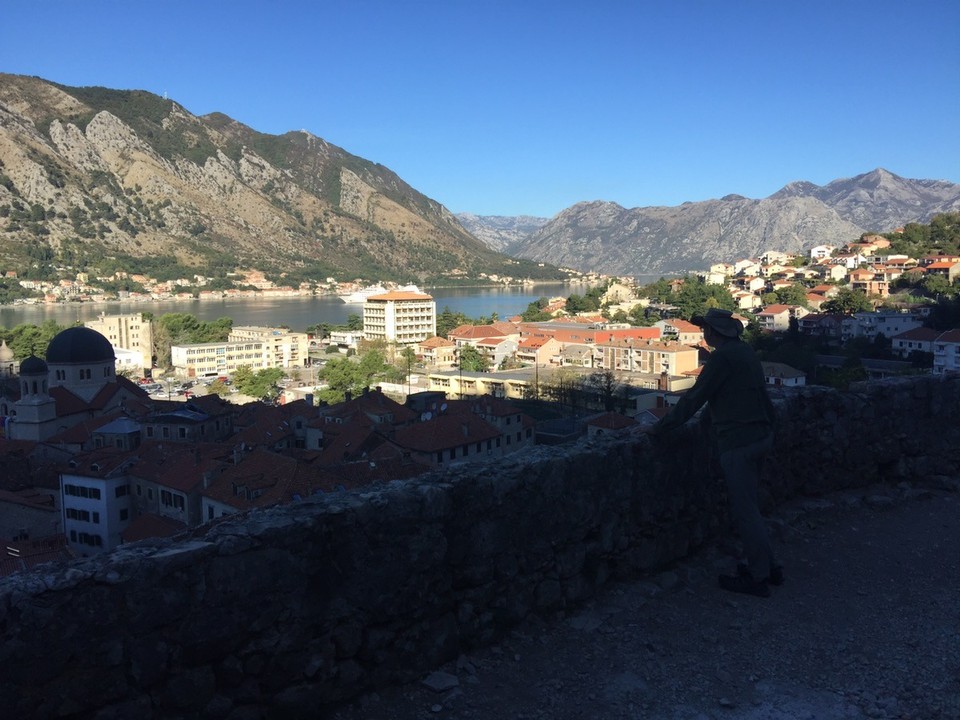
[60,457,134,556]
[171,340,268,378]
[228,326,310,368]
[933,329,960,375]
[842,312,924,342]
[363,291,437,345]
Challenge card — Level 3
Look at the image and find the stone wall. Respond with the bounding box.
[1,375,958,720]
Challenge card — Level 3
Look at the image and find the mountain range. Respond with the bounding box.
[496,169,960,275]
[2,74,957,282]
[0,74,556,284]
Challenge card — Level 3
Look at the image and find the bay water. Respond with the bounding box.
[0,283,623,332]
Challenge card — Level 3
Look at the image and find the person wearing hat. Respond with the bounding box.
[647,307,780,597]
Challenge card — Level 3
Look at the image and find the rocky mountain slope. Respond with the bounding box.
[505,169,960,275]
[455,213,549,252]
[0,74,554,283]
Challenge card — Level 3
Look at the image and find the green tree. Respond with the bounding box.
[436,307,472,338]
[520,298,552,322]
[672,276,735,319]
[1,320,66,359]
[773,284,811,308]
[456,344,489,372]
[821,287,873,315]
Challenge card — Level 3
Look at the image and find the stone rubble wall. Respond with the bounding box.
[1,375,958,720]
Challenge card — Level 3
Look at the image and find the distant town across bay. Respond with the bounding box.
[0,281,637,331]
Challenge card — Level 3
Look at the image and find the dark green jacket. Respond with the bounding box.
[650,339,775,452]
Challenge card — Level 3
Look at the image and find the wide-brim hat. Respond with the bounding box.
[691,308,743,338]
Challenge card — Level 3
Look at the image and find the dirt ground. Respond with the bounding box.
[330,480,960,720]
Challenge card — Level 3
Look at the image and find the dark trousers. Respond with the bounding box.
[719,434,775,580]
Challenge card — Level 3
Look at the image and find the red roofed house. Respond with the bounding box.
[654,319,702,345]
[594,338,699,376]
[924,261,960,283]
[516,337,562,366]
[417,336,457,368]
[757,304,810,332]
[585,411,636,437]
[919,255,960,267]
[891,327,942,358]
[475,337,519,368]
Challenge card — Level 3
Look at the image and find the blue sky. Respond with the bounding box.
[3,1,958,218]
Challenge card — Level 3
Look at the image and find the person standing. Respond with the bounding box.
[648,308,780,597]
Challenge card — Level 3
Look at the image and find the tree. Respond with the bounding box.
[821,288,872,315]
[671,276,736,319]
[235,367,284,400]
[1,320,65,359]
[584,370,623,412]
[520,298,552,322]
[456,344,489,372]
[773,284,811,308]
[436,307,472,338]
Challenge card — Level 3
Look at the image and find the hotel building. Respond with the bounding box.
[363,291,437,345]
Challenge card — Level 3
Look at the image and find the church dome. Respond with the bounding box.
[0,339,13,362]
[19,354,48,375]
[45,327,115,364]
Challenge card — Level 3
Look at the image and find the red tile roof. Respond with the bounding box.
[392,414,500,453]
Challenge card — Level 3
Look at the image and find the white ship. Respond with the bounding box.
[338,284,423,303]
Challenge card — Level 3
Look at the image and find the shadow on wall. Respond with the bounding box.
[1,375,959,719]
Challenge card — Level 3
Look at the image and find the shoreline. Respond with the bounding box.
[3,278,601,310]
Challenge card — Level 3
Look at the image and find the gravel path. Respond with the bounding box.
[330,483,960,720]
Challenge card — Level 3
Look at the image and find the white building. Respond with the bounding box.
[363,290,437,345]
[842,311,924,342]
[171,340,267,378]
[228,326,310,368]
[60,451,135,556]
[933,329,960,375]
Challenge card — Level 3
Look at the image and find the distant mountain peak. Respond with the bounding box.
[505,170,960,275]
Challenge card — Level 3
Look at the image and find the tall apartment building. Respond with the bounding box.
[84,312,153,373]
[363,291,437,345]
[228,326,310,368]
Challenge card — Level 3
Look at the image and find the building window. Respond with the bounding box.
[146,427,154,438]
[120,509,129,521]
[178,427,187,439]
[115,485,129,498]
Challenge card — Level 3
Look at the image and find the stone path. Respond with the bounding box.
[330,482,960,720]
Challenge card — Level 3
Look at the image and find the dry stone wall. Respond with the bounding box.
[1,375,958,719]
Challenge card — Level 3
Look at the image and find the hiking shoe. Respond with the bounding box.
[719,572,770,598]
[738,562,784,586]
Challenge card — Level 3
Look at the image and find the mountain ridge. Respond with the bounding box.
[0,74,558,284]
[499,168,960,274]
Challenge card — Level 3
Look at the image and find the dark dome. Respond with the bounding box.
[45,327,115,364]
[19,355,48,375]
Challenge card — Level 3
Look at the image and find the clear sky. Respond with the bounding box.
[3,1,958,218]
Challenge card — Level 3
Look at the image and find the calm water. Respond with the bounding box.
[0,283,621,332]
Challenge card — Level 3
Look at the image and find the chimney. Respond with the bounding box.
[344,391,352,402]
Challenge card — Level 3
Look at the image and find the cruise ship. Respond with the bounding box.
[338,284,423,303]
